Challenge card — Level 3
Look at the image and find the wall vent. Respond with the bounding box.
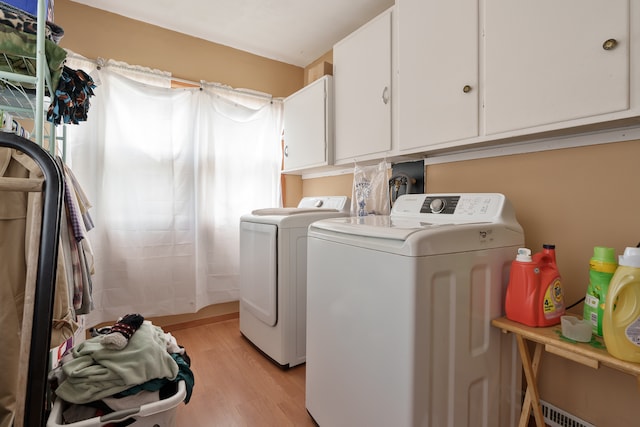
[540,399,596,427]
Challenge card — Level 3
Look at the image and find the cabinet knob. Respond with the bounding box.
[602,39,618,50]
[463,85,472,93]
[284,145,288,157]
[382,86,390,104]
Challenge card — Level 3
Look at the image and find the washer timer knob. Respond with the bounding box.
[430,198,446,213]
[314,199,324,208]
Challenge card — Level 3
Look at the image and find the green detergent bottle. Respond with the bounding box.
[583,246,617,336]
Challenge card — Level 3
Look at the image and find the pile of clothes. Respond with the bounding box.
[49,314,194,425]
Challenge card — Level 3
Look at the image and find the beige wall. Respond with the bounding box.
[55,0,304,98]
[54,1,638,424]
[304,50,333,85]
[303,173,353,199]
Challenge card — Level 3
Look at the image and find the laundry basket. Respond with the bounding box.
[46,380,186,427]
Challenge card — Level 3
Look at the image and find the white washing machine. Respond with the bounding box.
[239,196,350,368]
[306,193,524,427]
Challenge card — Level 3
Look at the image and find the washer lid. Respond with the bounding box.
[251,207,338,216]
[308,215,484,240]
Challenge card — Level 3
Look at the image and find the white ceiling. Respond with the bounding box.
[69,0,394,67]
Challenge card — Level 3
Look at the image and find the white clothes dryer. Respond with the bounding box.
[239,196,350,368]
[306,193,524,427]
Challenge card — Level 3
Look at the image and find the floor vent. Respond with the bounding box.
[540,399,596,427]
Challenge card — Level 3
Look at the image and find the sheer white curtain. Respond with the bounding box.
[193,84,283,310]
[65,56,283,326]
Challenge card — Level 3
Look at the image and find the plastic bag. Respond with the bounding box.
[351,160,390,216]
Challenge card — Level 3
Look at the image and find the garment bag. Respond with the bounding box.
[0,132,63,427]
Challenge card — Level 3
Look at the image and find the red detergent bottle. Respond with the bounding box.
[505,244,566,327]
[533,244,566,325]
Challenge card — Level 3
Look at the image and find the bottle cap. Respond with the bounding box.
[619,247,640,268]
[592,246,617,264]
[516,248,532,262]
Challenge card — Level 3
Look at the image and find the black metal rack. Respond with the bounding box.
[0,132,63,427]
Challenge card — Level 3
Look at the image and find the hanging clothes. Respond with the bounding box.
[59,159,95,314]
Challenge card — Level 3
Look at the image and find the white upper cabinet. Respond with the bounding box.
[484,0,629,135]
[333,8,393,164]
[395,0,636,156]
[282,75,333,173]
[287,0,636,172]
[396,0,479,152]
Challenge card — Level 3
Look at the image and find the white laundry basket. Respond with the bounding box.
[47,380,186,427]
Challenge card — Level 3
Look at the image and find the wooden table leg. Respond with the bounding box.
[516,335,545,427]
[521,342,543,425]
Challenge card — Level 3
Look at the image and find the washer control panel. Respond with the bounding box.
[391,193,508,222]
[421,196,460,214]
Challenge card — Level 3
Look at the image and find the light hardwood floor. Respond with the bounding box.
[168,317,316,427]
[168,317,543,427]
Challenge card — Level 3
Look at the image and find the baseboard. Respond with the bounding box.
[162,311,239,332]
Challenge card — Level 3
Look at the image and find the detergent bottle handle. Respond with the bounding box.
[534,244,557,266]
[609,274,640,325]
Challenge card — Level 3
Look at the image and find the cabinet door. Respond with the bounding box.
[333,9,392,163]
[283,76,332,172]
[397,0,479,152]
[484,0,629,135]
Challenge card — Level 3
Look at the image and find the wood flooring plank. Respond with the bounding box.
[171,318,315,426]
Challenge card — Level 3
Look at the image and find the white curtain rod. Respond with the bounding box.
[195,79,282,102]
[94,57,170,78]
[66,51,282,102]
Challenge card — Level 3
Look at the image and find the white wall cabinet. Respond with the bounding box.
[395,0,635,156]
[333,8,393,164]
[282,75,333,173]
[287,0,636,174]
[396,0,479,153]
[484,0,629,135]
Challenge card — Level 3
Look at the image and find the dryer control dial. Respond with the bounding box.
[429,198,446,213]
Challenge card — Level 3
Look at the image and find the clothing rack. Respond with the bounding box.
[0,132,63,427]
[0,0,66,159]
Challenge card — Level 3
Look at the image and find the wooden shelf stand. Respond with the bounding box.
[491,316,640,427]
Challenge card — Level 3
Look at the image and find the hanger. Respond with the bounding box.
[0,143,45,192]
